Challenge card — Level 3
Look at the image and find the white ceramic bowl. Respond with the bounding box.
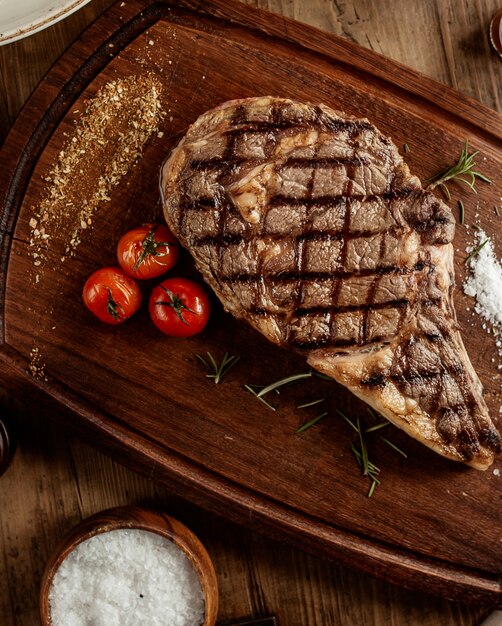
[0,0,91,45]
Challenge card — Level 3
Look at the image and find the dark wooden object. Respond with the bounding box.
[490,9,502,57]
[0,0,501,607]
[0,414,15,476]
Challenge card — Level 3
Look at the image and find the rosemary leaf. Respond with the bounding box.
[297,398,325,409]
[365,422,389,433]
[312,371,333,381]
[403,143,410,153]
[218,353,240,380]
[439,182,451,200]
[336,409,358,433]
[454,176,477,194]
[351,445,381,483]
[426,140,491,197]
[367,480,378,498]
[296,412,328,434]
[380,436,408,458]
[357,416,369,476]
[367,460,381,474]
[256,371,313,398]
[465,239,488,265]
[244,384,276,411]
[470,171,491,183]
[207,351,218,373]
[350,443,363,467]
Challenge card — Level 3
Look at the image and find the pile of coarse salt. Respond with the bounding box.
[48,529,205,626]
[463,229,502,364]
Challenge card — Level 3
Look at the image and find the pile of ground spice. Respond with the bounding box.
[29,74,164,267]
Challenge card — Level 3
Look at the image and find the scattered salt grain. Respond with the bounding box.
[28,347,48,381]
[48,529,205,626]
[493,468,500,476]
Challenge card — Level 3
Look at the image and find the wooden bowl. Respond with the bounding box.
[0,413,16,477]
[39,505,218,626]
[490,8,502,57]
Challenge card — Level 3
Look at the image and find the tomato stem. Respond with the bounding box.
[106,288,125,321]
[133,226,178,272]
[156,286,194,325]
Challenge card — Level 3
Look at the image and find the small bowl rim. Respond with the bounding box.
[39,505,218,626]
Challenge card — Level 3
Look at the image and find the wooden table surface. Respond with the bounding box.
[0,1,500,625]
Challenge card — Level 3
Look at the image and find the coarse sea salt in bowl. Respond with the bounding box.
[39,505,218,626]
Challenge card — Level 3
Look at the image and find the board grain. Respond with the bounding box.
[0,0,501,607]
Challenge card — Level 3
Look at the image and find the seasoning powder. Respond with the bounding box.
[30,74,164,267]
[48,529,205,626]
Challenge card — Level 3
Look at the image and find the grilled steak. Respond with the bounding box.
[161,96,500,470]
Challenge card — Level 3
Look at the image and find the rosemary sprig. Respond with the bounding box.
[458,200,465,224]
[339,409,380,496]
[425,140,491,199]
[465,239,488,265]
[244,369,407,496]
[336,409,406,497]
[296,412,328,434]
[197,352,240,384]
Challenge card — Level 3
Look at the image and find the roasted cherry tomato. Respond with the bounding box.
[149,277,210,337]
[117,223,179,280]
[83,267,141,325]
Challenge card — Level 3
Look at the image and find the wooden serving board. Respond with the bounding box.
[1,0,501,606]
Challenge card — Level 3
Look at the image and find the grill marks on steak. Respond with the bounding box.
[161,96,500,469]
[171,104,417,348]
